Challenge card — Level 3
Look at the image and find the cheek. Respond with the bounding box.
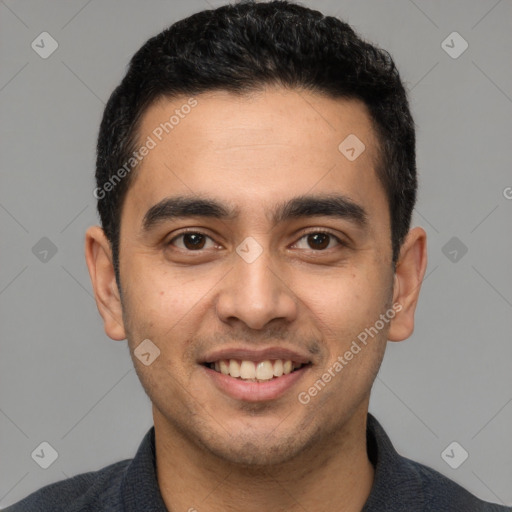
[298,267,385,324]
[125,259,211,323]
[292,265,392,378]
[121,261,222,370]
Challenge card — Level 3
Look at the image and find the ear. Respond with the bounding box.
[388,227,428,342]
[85,226,126,341]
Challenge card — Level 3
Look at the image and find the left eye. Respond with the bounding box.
[293,232,342,251]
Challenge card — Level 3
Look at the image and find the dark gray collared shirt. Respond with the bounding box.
[4,414,510,511]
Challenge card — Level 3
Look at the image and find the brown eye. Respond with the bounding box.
[294,231,342,251]
[307,233,330,250]
[169,232,215,251]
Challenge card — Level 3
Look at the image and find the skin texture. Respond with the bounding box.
[85,87,427,512]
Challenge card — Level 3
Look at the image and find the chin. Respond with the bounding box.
[206,436,307,467]
[196,417,323,468]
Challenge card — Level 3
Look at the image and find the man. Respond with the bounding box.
[5,1,509,511]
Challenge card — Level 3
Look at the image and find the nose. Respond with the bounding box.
[215,242,298,330]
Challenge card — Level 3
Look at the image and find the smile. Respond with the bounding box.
[204,359,308,382]
[200,347,313,401]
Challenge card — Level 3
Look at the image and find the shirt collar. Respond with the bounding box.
[363,413,425,510]
[119,413,422,511]
[120,426,168,512]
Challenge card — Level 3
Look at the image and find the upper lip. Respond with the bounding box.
[200,347,312,365]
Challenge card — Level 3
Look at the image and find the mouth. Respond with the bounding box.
[203,359,311,383]
[199,348,313,402]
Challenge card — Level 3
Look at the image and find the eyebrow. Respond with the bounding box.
[141,194,367,232]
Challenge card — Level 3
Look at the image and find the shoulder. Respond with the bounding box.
[364,414,511,511]
[401,455,510,511]
[2,459,130,512]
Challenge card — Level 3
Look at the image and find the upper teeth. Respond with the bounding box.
[211,359,302,381]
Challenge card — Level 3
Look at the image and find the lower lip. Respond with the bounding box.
[202,365,310,402]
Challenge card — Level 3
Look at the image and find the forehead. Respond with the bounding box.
[124,87,386,225]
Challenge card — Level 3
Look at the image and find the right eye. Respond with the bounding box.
[167,231,218,251]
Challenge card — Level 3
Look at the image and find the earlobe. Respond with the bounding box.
[84,226,126,341]
[388,227,428,342]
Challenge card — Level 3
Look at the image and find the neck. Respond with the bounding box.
[154,406,374,512]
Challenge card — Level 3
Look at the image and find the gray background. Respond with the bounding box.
[1,0,511,508]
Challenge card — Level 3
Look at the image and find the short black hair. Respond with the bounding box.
[95,0,416,286]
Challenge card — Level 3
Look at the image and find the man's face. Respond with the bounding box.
[117,88,395,465]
